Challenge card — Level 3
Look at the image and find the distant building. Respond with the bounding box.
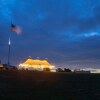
[18,58,56,72]
[0,64,5,70]
[0,64,17,70]
[74,70,90,74]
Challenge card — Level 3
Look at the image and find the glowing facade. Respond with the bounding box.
[18,58,56,72]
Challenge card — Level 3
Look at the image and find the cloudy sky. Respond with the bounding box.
[0,0,100,68]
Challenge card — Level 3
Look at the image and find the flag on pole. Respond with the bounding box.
[11,24,21,34]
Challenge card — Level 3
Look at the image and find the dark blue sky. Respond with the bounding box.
[0,0,100,68]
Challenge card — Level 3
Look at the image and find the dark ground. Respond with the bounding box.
[0,70,100,100]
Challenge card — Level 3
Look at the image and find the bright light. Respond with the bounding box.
[8,39,11,45]
[18,58,56,72]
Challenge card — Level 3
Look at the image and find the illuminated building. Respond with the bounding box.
[18,58,56,72]
[0,64,5,70]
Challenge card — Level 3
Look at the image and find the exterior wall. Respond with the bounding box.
[18,64,56,72]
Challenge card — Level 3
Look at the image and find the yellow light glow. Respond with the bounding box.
[18,58,56,72]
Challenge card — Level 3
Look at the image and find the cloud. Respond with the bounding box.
[0,0,16,21]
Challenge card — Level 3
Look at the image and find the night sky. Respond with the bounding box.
[0,0,100,69]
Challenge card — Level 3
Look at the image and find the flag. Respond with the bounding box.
[11,24,21,34]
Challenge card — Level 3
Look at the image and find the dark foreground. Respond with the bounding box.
[0,70,100,100]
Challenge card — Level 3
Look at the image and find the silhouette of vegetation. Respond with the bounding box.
[56,68,64,72]
[56,68,72,72]
[64,68,72,72]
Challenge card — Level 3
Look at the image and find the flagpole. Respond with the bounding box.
[7,18,13,67]
[7,31,11,67]
[7,22,21,67]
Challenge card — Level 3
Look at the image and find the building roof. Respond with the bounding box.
[23,59,51,66]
